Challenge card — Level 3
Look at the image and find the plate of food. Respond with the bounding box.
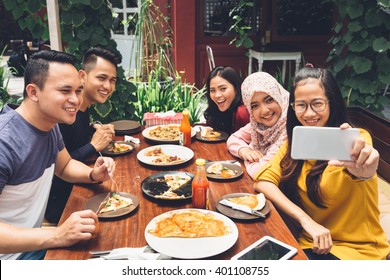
[142,124,196,143]
[137,144,194,166]
[195,127,228,142]
[145,209,238,259]
[85,192,139,218]
[141,171,194,200]
[205,161,243,179]
[100,141,135,156]
[216,193,270,220]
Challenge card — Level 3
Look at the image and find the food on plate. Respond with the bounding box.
[148,210,231,238]
[227,193,266,211]
[164,174,191,190]
[207,162,237,178]
[148,125,180,140]
[152,155,183,164]
[201,128,221,139]
[151,173,191,199]
[98,193,133,214]
[145,147,164,156]
[108,142,133,153]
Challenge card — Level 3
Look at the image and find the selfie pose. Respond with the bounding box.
[253,66,390,260]
[204,66,249,134]
[227,71,289,179]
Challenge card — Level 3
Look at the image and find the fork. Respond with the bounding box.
[94,121,119,193]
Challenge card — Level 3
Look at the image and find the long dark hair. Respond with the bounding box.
[204,66,243,134]
[279,67,349,208]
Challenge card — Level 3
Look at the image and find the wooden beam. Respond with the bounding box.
[46,0,62,51]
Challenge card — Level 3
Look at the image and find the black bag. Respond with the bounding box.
[8,49,27,77]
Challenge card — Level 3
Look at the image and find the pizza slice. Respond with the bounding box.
[201,128,221,139]
[164,174,191,190]
[145,147,164,156]
[98,193,133,214]
[227,193,266,211]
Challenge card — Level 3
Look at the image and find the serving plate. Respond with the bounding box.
[137,144,194,166]
[85,192,139,219]
[100,141,135,157]
[142,124,196,143]
[195,130,229,142]
[141,171,194,200]
[145,209,238,259]
[205,161,243,180]
[216,193,270,220]
[110,120,142,135]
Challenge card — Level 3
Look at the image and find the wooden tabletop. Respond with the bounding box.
[44,132,307,260]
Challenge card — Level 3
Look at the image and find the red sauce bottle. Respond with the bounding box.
[192,158,209,209]
[179,109,191,148]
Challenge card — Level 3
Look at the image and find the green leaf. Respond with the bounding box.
[347,4,364,19]
[27,0,42,14]
[347,21,361,32]
[72,10,86,27]
[373,37,390,52]
[351,57,372,74]
[334,21,343,33]
[348,38,370,52]
[379,72,390,84]
[364,96,375,104]
[90,0,104,9]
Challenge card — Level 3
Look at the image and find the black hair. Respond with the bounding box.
[204,66,243,134]
[279,66,349,208]
[81,47,121,72]
[23,50,77,98]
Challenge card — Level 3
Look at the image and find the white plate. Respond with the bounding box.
[145,209,238,259]
[137,144,194,166]
[142,124,196,143]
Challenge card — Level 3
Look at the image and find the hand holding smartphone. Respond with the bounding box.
[291,127,360,161]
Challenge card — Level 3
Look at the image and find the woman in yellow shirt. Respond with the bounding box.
[254,65,390,260]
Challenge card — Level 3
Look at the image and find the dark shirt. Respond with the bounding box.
[44,109,96,223]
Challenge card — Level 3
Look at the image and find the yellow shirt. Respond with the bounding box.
[254,129,390,259]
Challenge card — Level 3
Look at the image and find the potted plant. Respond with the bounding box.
[127,0,176,83]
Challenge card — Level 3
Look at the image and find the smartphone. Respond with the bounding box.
[231,236,298,260]
[291,126,360,161]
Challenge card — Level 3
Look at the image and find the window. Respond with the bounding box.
[203,0,261,37]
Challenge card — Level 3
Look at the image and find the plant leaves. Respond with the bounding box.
[347,4,364,19]
[351,57,372,74]
[347,21,362,32]
[373,37,390,52]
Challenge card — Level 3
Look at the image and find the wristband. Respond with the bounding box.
[89,169,99,183]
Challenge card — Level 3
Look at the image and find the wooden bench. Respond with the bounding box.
[347,106,390,248]
[347,106,390,182]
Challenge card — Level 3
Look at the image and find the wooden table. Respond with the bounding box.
[45,132,307,260]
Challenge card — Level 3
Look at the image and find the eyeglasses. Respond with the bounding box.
[290,98,329,113]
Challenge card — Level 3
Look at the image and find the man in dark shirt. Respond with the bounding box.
[45,47,120,223]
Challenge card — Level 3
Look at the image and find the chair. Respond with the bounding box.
[206,45,215,71]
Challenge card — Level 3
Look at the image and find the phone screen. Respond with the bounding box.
[237,239,292,260]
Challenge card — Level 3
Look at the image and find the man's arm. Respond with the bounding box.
[0,210,97,254]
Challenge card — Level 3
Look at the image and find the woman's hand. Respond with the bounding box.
[300,216,333,254]
[239,147,263,162]
[328,123,379,179]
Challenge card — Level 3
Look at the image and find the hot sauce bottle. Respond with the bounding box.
[179,109,191,148]
[192,158,209,209]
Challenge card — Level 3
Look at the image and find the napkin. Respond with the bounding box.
[124,135,140,144]
[155,110,176,118]
[92,246,171,260]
